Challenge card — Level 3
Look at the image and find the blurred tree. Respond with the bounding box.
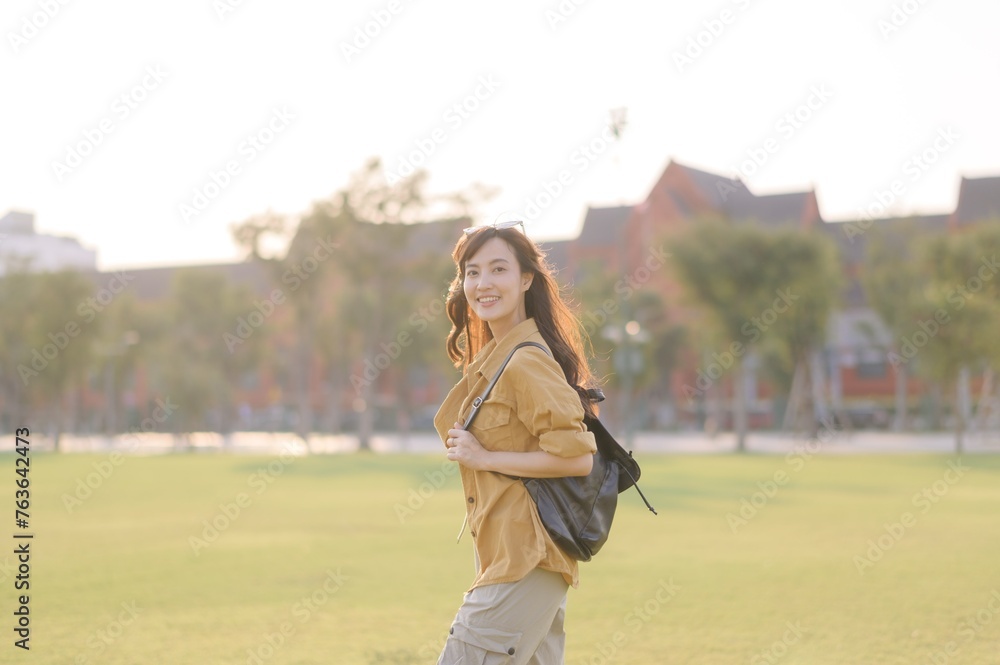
[0,271,37,431]
[671,219,774,451]
[231,209,329,445]
[382,229,458,443]
[231,158,490,450]
[156,269,266,447]
[915,225,1000,452]
[860,219,937,431]
[969,223,1000,434]
[90,291,146,435]
[670,220,840,449]
[0,270,98,450]
[768,229,842,436]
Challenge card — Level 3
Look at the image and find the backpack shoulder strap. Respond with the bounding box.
[461,342,548,430]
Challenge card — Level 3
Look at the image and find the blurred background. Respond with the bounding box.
[3,0,1000,454]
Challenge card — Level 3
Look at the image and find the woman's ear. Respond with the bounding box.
[521,271,534,292]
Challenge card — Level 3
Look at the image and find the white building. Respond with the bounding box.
[0,210,97,275]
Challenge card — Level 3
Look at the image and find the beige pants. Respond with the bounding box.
[437,567,569,665]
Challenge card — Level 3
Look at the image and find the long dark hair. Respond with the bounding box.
[445,226,599,417]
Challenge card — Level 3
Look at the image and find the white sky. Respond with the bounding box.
[3,0,999,271]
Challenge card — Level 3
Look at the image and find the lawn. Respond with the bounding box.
[13,450,1000,664]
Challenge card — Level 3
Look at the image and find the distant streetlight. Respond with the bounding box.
[102,331,140,436]
[603,320,648,447]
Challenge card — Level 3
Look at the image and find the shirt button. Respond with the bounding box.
[467,497,475,504]
[508,647,515,656]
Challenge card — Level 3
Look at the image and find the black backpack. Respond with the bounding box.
[464,342,657,561]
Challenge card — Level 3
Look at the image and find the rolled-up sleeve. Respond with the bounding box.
[507,348,597,458]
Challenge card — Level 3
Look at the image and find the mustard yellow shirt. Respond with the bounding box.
[433,318,597,591]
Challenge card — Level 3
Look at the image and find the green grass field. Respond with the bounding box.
[13,450,1000,664]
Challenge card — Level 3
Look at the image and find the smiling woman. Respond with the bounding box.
[432,221,601,664]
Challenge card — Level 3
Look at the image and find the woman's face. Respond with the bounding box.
[463,236,533,340]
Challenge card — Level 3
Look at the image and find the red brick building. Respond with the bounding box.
[539,161,1000,428]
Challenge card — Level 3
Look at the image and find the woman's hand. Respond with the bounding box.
[445,422,492,471]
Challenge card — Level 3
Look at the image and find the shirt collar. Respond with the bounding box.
[471,317,543,381]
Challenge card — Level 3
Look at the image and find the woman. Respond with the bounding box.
[434,220,599,664]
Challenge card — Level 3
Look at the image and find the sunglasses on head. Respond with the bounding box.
[463,220,526,236]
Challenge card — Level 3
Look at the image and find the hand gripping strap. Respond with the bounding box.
[461,342,548,430]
